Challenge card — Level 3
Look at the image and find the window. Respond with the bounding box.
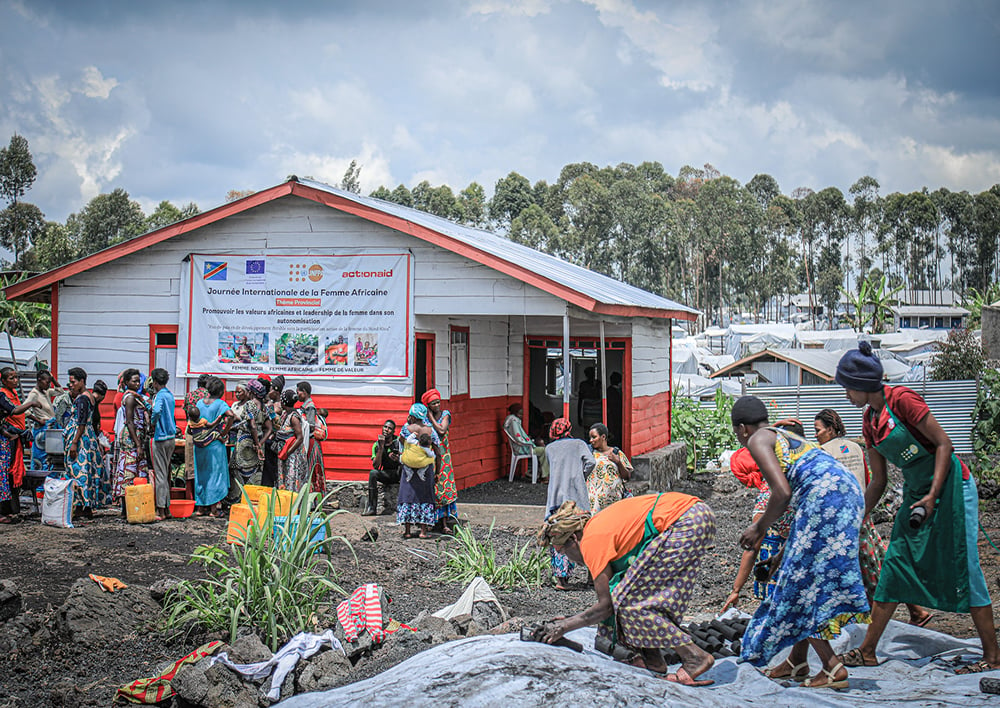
[934,317,944,328]
[149,325,178,376]
[450,327,469,398]
[952,317,962,328]
[901,317,911,328]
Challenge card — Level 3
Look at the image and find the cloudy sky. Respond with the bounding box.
[1,0,999,223]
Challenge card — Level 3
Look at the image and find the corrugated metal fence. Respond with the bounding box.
[749,381,978,454]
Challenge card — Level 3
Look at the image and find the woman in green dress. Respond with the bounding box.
[835,342,999,674]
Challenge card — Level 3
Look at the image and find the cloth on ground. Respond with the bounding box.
[115,641,223,704]
[211,630,343,701]
[88,574,127,592]
[337,583,387,643]
[432,576,507,623]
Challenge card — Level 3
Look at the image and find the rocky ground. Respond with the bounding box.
[0,471,997,707]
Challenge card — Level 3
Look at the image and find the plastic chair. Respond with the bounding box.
[504,429,539,484]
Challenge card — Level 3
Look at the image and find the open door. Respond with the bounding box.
[414,333,435,402]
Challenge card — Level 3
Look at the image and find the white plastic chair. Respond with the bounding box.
[504,429,539,484]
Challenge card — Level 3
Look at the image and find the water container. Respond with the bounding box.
[226,503,254,544]
[241,484,271,505]
[256,489,295,527]
[125,483,156,524]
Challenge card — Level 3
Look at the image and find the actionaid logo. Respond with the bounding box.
[341,269,393,278]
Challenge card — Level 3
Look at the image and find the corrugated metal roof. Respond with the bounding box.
[299,179,699,317]
[752,381,978,454]
[893,305,970,316]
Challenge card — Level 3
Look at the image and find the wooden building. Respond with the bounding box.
[4,178,697,487]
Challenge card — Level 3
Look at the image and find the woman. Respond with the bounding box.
[814,408,932,626]
[538,494,717,687]
[544,418,595,590]
[193,376,233,516]
[260,375,284,487]
[111,369,151,508]
[274,389,308,492]
[64,368,105,516]
[229,382,266,490]
[24,370,61,472]
[587,422,632,513]
[296,381,326,494]
[422,388,457,533]
[733,395,869,689]
[720,446,794,611]
[834,344,1000,674]
[396,403,439,539]
[0,369,39,523]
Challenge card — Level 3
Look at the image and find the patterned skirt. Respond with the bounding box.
[598,502,716,650]
[859,516,887,601]
[0,436,12,503]
[112,440,149,502]
[398,464,436,526]
[64,420,104,509]
[752,533,784,600]
[278,448,310,493]
[740,450,870,666]
[433,438,458,521]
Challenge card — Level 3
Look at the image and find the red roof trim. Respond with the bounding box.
[5,180,696,320]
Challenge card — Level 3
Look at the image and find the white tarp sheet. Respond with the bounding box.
[280,620,997,707]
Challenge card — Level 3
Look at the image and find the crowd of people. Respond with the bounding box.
[538,343,998,687]
[0,367,331,523]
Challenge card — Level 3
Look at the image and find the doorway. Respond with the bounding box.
[414,333,435,402]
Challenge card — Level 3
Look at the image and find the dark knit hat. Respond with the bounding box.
[835,341,884,392]
[731,396,769,426]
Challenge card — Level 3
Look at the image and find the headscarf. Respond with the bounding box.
[420,388,442,407]
[246,379,266,400]
[271,374,286,392]
[537,501,590,547]
[408,402,430,423]
[185,387,210,406]
[280,389,298,407]
[549,417,573,440]
[729,446,764,490]
[730,396,769,427]
[835,341,884,392]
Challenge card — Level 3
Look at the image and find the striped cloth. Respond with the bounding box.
[336,583,385,643]
[115,641,223,704]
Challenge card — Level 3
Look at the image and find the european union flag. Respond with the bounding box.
[246,259,265,275]
[203,261,227,280]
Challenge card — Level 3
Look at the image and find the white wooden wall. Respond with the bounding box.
[55,197,568,396]
[631,318,672,398]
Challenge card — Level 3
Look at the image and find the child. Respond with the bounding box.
[400,425,435,469]
[184,404,223,448]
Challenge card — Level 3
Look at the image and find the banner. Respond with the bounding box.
[185,253,411,378]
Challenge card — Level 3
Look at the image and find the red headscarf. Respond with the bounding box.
[730,447,765,490]
[549,417,573,440]
[420,388,442,406]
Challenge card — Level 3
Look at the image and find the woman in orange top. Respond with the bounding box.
[538,493,717,687]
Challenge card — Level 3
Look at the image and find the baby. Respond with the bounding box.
[184,403,223,448]
[399,424,436,469]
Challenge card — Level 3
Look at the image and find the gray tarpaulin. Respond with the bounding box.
[280,620,997,706]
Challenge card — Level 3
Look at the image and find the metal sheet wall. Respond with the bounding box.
[747,381,978,454]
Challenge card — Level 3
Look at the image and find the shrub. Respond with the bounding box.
[162,485,351,651]
[438,522,548,589]
[671,388,737,470]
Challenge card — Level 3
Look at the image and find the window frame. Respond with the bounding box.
[449,325,470,399]
[148,324,179,374]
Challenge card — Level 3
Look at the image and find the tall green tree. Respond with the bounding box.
[458,182,487,227]
[0,134,40,267]
[340,160,362,193]
[0,202,45,267]
[67,188,146,255]
[27,221,76,271]
[489,172,534,230]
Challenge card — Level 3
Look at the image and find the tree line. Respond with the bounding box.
[3,133,998,331]
[0,134,200,274]
[366,164,1000,328]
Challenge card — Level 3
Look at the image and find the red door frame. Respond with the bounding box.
[522,336,632,456]
[148,324,179,373]
[415,332,435,400]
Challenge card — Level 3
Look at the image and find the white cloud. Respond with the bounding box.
[272,141,394,195]
[468,0,553,17]
[78,66,118,99]
[581,0,724,91]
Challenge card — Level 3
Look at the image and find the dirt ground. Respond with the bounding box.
[0,472,998,707]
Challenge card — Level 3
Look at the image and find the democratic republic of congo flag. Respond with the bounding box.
[203,261,227,280]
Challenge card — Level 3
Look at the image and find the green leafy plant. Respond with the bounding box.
[931,328,986,381]
[973,368,1000,462]
[671,388,737,470]
[162,485,352,651]
[437,521,548,589]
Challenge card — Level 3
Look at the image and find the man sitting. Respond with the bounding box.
[503,403,549,480]
[363,419,402,515]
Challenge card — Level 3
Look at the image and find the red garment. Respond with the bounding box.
[2,387,25,488]
[863,385,969,480]
[729,447,764,489]
[420,388,442,406]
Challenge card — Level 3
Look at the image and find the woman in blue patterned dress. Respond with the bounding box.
[732,396,869,690]
[396,403,439,538]
[64,368,105,515]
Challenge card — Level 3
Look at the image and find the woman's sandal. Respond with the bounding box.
[955,660,999,675]
[802,662,848,689]
[841,648,879,667]
[763,657,810,681]
[911,613,935,628]
[0,515,11,525]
